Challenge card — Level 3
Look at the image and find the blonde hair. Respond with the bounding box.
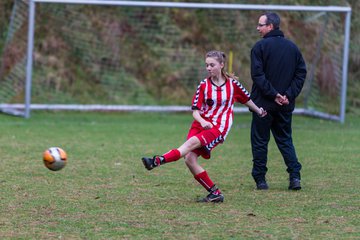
[206,50,238,80]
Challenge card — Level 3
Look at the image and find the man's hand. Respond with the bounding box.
[275,93,289,105]
[282,95,289,105]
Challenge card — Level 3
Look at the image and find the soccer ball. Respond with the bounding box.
[43,147,67,171]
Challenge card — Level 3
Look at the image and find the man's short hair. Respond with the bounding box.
[263,12,280,29]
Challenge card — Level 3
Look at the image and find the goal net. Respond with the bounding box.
[0,0,351,122]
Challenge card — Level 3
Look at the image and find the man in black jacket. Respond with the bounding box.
[250,12,307,190]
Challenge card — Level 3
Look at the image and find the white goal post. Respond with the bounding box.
[0,0,352,123]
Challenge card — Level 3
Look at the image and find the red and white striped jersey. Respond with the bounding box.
[191,77,250,140]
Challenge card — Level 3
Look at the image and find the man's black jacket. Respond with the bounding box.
[250,29,307,112]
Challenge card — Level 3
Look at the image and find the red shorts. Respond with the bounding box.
[186,121,224,159]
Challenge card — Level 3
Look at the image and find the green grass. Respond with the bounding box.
[0,111,359,239]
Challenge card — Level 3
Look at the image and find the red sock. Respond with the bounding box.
[162,149,181,163]
[194,171,220,193]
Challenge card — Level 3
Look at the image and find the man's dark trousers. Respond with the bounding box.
[251,111,302,183]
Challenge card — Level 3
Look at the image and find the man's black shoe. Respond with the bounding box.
[256,181,269,190]
[197,192,224,203]
[288,178,301,190]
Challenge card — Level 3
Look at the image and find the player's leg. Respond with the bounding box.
[184,151,204,175]
[142,120,215,170]
[271,111,302,190]
[141,136,201,170]
[185,151,223,203]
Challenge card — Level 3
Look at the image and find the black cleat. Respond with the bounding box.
[256,181,269,190]
[141,157,156,170]
[141,156,161,170]
[288,178,301,190]
[197,192,224,203]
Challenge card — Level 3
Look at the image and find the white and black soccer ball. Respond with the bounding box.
[43,147,67,171]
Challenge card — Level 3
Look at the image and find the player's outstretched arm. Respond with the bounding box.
[245,100,267,117]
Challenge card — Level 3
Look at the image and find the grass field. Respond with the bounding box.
[0,111,359,239]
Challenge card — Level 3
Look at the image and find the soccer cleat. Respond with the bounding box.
[288,178,301,190]
[141,157,156,170]
[141,156,162,170]
[256,181,269,190]
[197,192,224,203]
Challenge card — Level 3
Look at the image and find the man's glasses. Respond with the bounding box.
[257,23,268,27]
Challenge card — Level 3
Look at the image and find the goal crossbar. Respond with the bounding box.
[33,0,351,12]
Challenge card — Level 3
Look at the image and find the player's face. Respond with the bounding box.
[257,15,272,37]
[205,57,224,78]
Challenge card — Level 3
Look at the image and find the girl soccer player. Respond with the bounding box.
[142,50,267,203]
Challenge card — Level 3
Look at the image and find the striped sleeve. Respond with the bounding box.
[232,79,250,104]
[191,79,207,110]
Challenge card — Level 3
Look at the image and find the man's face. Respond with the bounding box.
[257,15,272,37]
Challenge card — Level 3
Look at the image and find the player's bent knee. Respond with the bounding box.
[187,136,201,148]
